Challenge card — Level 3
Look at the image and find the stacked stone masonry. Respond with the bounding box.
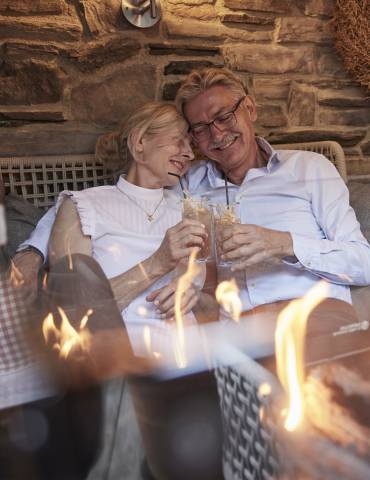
[0,0,369,178]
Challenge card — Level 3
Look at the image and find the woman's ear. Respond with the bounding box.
[244,96,257,122]
[130,130,144,160]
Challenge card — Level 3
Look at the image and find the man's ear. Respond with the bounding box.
[244,96,257,122]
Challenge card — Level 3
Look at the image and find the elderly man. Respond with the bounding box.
[174,67,370,326]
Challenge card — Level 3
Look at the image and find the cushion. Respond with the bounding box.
[347,182,370,322]
[5,193,44,257]
[348,181,370,242]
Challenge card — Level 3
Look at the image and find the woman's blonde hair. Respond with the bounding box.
[175,67,247,115]
[95,102,188,172]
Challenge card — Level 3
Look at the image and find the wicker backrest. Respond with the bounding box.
[0,141,347,210]
[274,140,347,183]
[0,154,120,209]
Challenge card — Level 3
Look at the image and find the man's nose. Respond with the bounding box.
[209,122,227,142]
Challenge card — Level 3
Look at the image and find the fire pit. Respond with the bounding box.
[215,359,282,480]
[216,353,370,480]
[215,284,370,480]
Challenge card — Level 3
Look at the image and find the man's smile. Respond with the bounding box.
[211,134,239,151]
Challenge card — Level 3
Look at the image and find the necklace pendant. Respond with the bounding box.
[147,214,153,222]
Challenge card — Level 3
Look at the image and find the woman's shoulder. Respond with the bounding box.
[71,184,119,201]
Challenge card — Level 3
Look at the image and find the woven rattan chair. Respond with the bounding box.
[0,154,120,209]
[0,140,347,210]
[215,140,348,480]
[275,140,347,183]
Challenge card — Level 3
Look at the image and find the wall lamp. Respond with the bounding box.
[122,0,161,28]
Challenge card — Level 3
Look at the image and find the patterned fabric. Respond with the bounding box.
[0,267,33,371]
[0,267,58,410]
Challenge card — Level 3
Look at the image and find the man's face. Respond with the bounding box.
[183,85,258,177]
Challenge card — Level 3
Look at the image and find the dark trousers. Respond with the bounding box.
[0,387,102,480]
[130,370,224,480]
[0,254,127,480]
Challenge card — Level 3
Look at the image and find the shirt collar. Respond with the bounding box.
[203,137,281,189]
[116,175,164,200]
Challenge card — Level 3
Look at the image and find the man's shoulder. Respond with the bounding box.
[275,148,334,177]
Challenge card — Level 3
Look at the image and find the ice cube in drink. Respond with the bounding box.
[182,197,213,262]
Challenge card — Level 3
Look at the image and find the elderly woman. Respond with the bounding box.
[48,102,208,352]
[48,103,222,480]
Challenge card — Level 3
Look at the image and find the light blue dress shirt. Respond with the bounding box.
[180,138,370,311]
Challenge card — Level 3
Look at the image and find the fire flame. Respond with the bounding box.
[215,279,242,322]
[275,282,329,431]
[173,249,199,368]
[42,306,92,359]
[9,261,24,288]
[143,325,152,354]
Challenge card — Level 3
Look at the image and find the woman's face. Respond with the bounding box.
[139,124,194,188]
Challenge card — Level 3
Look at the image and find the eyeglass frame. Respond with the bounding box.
[189,96,246,142]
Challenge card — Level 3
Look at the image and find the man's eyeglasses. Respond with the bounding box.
[189,96,246,142]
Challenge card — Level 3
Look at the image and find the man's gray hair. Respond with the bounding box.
[175,67,248,115]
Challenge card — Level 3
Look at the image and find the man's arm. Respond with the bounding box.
[13,207,57,299]
[221,156,370,286]
[17,206,56,260]
[286,157,370,286]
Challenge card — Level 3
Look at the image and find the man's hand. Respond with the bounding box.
[220,224,294,271]
[151,219,207,276]
[146,276,201,321]
[12,249,43,302]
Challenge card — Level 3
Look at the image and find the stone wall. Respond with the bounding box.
[0,0,369,179]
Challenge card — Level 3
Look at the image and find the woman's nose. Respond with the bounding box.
[180,139,194,160]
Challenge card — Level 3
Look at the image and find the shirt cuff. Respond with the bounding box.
[17,233,49,263]
[16,245,45,263]
[288,233,322,271]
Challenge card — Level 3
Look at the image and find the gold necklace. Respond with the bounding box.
[116,185,164,222]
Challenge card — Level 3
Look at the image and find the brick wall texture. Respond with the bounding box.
[0,0,369,179]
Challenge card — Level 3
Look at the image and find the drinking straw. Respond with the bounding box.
[224,174,230,207]
[168,172,186,198]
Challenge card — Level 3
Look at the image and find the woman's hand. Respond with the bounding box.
[151,219,207,276]
[146,276,201,321]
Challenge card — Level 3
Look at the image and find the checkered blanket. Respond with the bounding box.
[0,268,58,410]
[0,269,34,371]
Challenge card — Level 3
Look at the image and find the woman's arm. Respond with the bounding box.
[49,199,207,312]
[49,198,92,264]
[145,257,219,323]
[110,219,206,311]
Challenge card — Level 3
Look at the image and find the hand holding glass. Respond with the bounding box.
[214,203,240,267]
[182,197,213,262]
